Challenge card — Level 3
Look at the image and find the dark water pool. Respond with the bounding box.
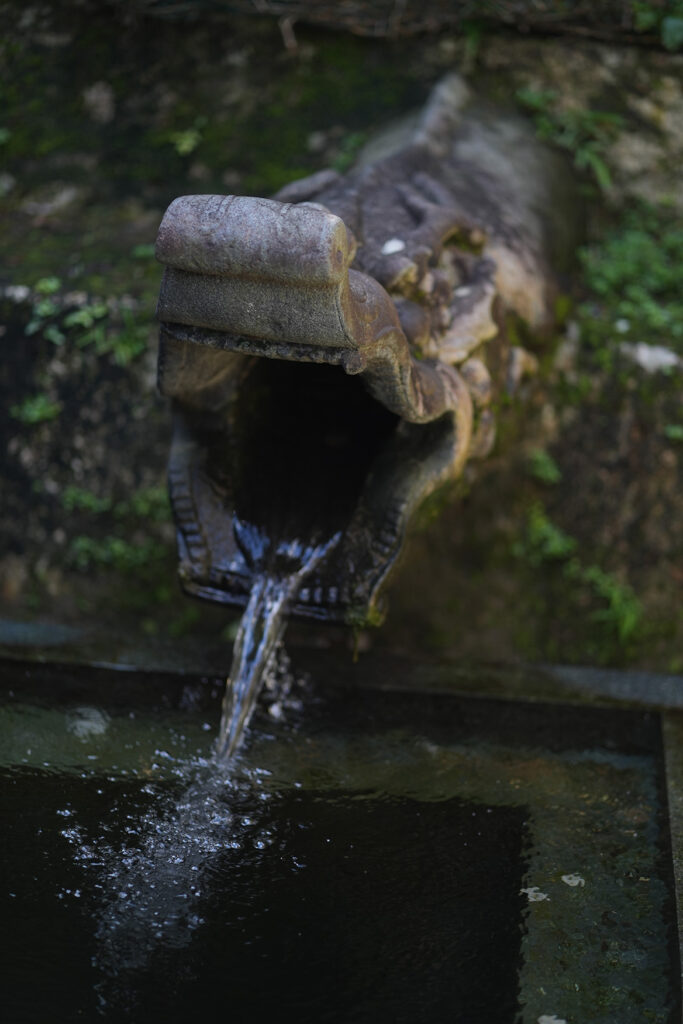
[1,660,680,1023]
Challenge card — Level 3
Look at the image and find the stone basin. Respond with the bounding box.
[2,654,681,1023]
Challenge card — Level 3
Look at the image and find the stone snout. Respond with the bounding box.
[155,76,570,624]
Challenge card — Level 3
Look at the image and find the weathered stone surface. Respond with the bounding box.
[156,74,568,624]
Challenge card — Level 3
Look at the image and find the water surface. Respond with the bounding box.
[1,663,679,1023]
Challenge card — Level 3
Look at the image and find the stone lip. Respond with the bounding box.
[2,630,683,714]
[156,191,472,426]
[156,194,354,286]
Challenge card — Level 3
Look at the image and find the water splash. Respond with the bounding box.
[57,759,274,1016]
[52,660,311,1016]
[216,517,340,761]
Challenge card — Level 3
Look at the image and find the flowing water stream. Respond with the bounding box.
[216,517,340,760]
[212,359,395,761]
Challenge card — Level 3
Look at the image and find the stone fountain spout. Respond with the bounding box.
[155,75,574,627]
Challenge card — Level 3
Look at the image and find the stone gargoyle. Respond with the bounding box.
[155,75,572,626]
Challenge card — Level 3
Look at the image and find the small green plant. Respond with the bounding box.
[25,296,60,336]
[631,2,683,49]
[105,310,149,366]
[513,503,643,650]
[632,1,663,31]
[21,281,150,366]
[64,483,172,576]
[62,484,171,523]
[35,276,61,295]
[579,203,683,356]
[528,449,562,485]
[331,131,367,173]
[63,303,109,331]
[664,423,683,442]
[115,485,171,523]
[131,243,156,260]
[10,393,61,424]
[168,117,206,157]
[516,88,622,190]
[68,535,167,572]
[566,560,643,643]
[513,502,577,565]
[61,486,113,515]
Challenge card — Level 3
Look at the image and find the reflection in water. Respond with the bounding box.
[216,518,340,761]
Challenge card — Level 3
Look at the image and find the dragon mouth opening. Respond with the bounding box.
[228,359,400,546]
[168,348,433,623]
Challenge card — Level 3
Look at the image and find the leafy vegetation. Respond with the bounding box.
[631,1,683,49]
[513,503,643,652]
[579,203,683,356]
[68,535,167,572]
[65,485,171,576]
[62,485,171,523]
[664,423,683,442]
[516,88,622,190]
[167,117,206,157]
[331,130,367,172]
[527,449,562,485]
[512,502,577,565]
[118,486,171,523]
[565,560,642,644]
[10,393,62,424]
[61,486,112,515]
[20,277,151,366]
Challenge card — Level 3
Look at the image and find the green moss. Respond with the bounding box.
[412,480,463,532]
